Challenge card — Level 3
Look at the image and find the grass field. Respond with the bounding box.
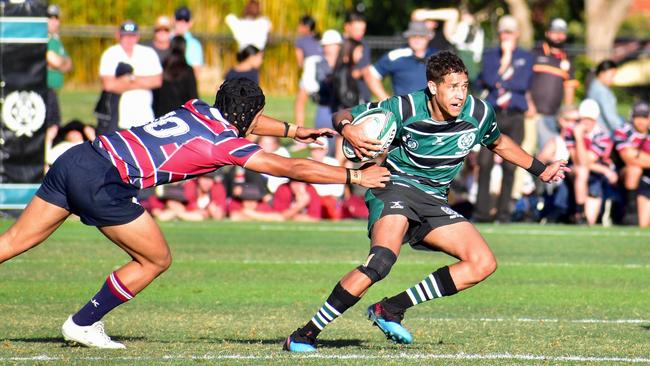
[1,221,650,365]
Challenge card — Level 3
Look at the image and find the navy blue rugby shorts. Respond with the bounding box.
[36,141,145,226]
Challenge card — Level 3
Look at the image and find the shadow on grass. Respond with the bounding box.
[203,337,365,348]
[640,325,650,331]
[5,336,146,345]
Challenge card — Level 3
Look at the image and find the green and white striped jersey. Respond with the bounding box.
[351,89,501,201]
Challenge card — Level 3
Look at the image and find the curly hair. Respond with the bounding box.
[426,51,468,84]
[214,78,265,135]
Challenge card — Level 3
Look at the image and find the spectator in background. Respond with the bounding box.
[613,101,650,227]
[224,45,263,85]
[474,15,534,223]
[153,36,198,117]
[538,105,579,223]
[45,4,72,145]
[173,6,204,78]
[145,16,172,64]
[308,138,345,219]
[294,15,322,128]
[566,99,617,225]
[343,10,371,103]
[181,175,227,221]
[45,120,95,169]
[587,60,625,134]
[98,20,162,130]
[257,136,290,193]
[366,21,434,101]
[272,180,322,221]
[225,0,272,51]
[300,29,342,132]
[410,7,457,52]
[530,18,578,151]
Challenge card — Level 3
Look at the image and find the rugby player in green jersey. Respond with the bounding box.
[284,51,570,352]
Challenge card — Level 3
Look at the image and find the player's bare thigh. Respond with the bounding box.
[98,211,172,293]
[418,221,497,291]
[0,196,70,263]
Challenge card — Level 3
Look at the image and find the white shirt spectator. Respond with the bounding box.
[99,44,162,129]
[225,14,272,50]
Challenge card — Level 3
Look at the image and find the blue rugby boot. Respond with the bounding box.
[283,328,317,352]
[367,299,413,344]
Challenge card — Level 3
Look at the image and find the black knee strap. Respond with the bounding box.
[357,246,397,283]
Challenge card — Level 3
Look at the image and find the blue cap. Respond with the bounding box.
[119,20,139,35]
[175,6,191,21]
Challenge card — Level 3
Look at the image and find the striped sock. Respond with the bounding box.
[72,272,134,326]
[301,282,360,337]
[384,266,458,311]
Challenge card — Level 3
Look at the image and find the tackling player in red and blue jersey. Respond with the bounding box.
[0,78,390,349]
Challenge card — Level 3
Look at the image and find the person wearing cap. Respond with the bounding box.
[474,15,534,223]
[98,20,162,130]
[613,101,650,227]
[565,99,617,225]
[45,4,72,141]
[298,30,342,131]
[145,15,172,64]
[173,6,204,78]
[586,59,625,134]
[530,17,579,151]
[366,21,436,100]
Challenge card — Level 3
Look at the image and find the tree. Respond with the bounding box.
[585,0,633,62]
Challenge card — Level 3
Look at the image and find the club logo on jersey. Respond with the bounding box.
[457,132,476,151]
[441,206,462,219]
[1,90,45,137]
[402,133,419,150]
[390,201,404,209]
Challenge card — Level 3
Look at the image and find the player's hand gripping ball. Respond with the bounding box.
[341,108,397,162]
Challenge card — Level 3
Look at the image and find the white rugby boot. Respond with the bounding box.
[61,315,126,349]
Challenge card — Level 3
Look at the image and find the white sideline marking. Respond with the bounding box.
[259,224,650,237]
[414,317,650,325]
[5,352,650,363]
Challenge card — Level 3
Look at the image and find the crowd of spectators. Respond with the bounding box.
[47,3,650,227]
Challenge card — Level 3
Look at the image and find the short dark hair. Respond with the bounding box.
[299,15,316,32]
[236,45,261,62]
[426,51,468,84]
[344,10,365,23]
[214,78,265,135]
[595,59,617,75]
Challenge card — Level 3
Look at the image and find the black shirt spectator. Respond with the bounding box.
[153,36,198,117]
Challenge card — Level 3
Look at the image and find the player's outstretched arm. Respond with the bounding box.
[250,115,334,143]
[489,134,571,183]
[245,151,390,188]
[332,109,382,159]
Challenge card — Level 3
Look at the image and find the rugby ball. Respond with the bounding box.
[342,108,397,162]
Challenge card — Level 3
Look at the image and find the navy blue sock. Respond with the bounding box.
[72,272,134,326]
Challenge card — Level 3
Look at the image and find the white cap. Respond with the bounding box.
[579,99,600,120]
[321,29,342,46]
[497,15,518,33]
[549,18,568,33]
